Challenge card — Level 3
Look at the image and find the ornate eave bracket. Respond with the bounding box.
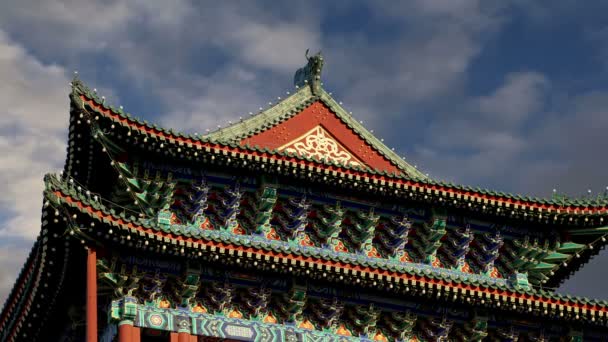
[110,296,139,324]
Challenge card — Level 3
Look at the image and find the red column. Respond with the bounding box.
[118,323,132,342]
[178,332,190,342]
[170,332,179,342]
[132,326,141,342]
[87,248,98,342]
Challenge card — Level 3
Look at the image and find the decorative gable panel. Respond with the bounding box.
[240,101,401,174]
[279,126,362,167]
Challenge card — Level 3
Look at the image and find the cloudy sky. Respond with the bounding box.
[1,0,608,303]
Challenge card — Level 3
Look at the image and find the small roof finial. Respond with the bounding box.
[71,70,80,84]
[294,49,324,95]
[70,70,85,95]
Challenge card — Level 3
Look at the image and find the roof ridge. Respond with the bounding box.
[205,85,315,142]
[316,88,424,179]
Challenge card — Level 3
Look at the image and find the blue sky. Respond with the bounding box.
[1,0,608,303]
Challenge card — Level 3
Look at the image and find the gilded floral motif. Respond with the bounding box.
[280,126,362,167]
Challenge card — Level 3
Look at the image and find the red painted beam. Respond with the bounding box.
[87,248,98,342]
[132,326,141,342]
[118,323,132,342]
[178,332,190,342]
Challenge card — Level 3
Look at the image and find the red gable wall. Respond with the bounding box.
[240,101,401,174]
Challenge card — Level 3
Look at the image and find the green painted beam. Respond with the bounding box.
[557,242,585,253]
[542,252,570,262]
[530,262,556,271]
[567,226,608,235]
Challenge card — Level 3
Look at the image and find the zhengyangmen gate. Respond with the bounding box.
[2,52,608,341]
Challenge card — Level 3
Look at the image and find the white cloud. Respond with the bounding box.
[226,21,321,73]
[422,71,548,149]
[517,90,608,195]
[0,30,68,240]
[0,0,321,81]
[0,0,131,53]
[0,29,70,304]
[5,1,322,134]
[411,71,549,187]
[476,72,548,127]
[159,66,269,132]
[320,1,508,131]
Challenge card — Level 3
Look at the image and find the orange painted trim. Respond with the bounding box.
[52,189,608,314]
[79,96,608,216]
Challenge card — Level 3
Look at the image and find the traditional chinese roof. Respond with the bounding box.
[57,59,608,288]
[4,169,608,340]
[68,72,608,218]
[205,82,423,177]
[34,175,608,314]
[4,52,608,340]
[204,50,423,177]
